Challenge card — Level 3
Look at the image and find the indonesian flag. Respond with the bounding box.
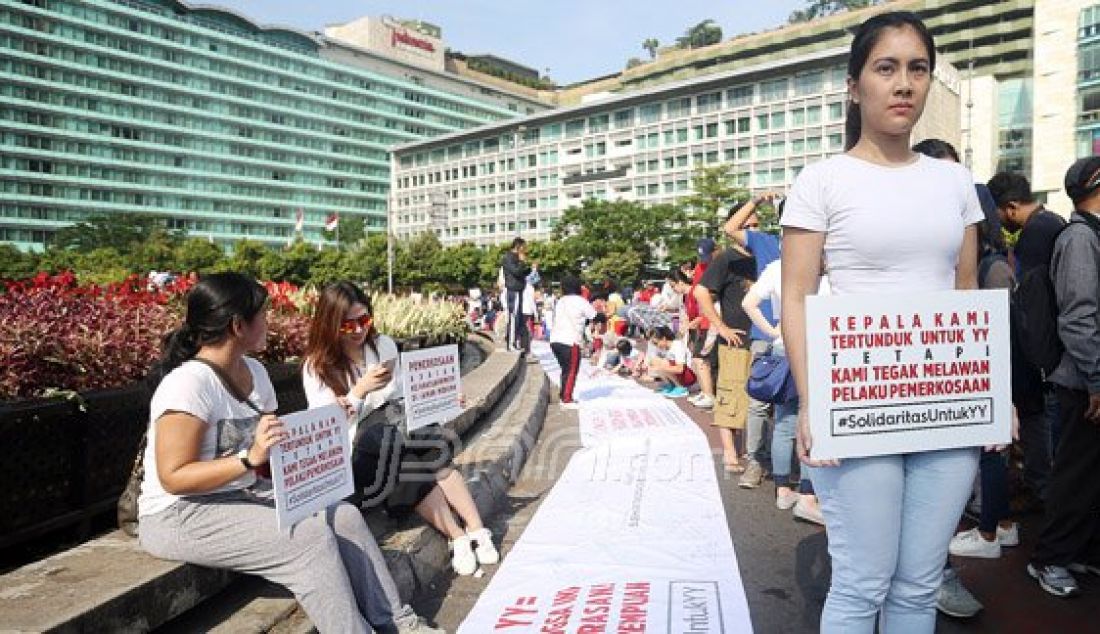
[294,208,304,233]
[324,213,339,232]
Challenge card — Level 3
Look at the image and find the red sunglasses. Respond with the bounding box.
[339,314,373,334]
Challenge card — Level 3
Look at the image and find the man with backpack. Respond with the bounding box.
[988,172,1065,504]
[1027,157,1100,598]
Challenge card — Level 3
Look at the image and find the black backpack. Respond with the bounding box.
[1013,215,1100,376]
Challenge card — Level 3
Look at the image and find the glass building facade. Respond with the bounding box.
[0,0,528,250]
[1077,4,1100,156]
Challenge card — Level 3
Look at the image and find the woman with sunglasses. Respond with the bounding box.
[302,281,498,577]
[137,273,441,633]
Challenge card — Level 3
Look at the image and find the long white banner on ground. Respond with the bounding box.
[459,342,752,633]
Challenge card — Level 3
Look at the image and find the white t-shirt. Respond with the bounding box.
[550,295,596,346]
[138,357,277,517]
[748,260,833,323]
[781,154,983,295]
[666,339,691,366]
[748,260,832,351]
[302,334,400,441]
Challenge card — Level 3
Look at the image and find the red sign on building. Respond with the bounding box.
[391,29,435,53]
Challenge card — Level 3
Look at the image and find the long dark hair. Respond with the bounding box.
[304,281,379,396]
[153,272,268,382]
[845,11,936,151]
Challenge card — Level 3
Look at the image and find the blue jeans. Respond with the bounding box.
[745,340,772,464]
[813,448,979,633]
[772,397,798,488]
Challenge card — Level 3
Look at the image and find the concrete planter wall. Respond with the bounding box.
[0,335,469,554]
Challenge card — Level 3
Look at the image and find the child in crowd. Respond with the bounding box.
[646,326,697,398]
[603,339,637,375]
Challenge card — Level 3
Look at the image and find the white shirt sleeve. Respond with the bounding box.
[955,164,984,226]
[302,360,338,409]
[149,364,216,424]
[781,161,827,232]
[668,340,691,366]
[748,261,781,304]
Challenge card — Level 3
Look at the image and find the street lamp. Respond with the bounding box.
[514,124,526,236]
[387,153,395,294]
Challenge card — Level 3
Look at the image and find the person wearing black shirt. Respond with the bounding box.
[987,172,1065,503]
[500,237,531,354]
[695,244,757,472]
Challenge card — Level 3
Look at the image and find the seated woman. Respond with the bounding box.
[646,326,697,398]
[302,281,498,576]
[137,273,440,634]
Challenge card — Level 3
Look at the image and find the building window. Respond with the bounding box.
[727,85,754,107]
[760,78,788,102]
[794,71,824,96]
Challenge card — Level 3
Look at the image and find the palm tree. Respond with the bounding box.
[676,20,723,49]
[642,37,659,60]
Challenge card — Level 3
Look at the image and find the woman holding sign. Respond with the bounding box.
[303,281,498,577]
[781,12,983,633]
[137,273,440,634]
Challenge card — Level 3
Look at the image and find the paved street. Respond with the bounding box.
[420,377,1098,633]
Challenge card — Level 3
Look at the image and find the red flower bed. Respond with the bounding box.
[0,272,309,402]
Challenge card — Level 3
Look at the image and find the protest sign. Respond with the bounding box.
[805,289,1011,460]
[269,404,354,531]
[401,344,462,433]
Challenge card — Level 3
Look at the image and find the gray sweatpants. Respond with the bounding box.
[140,489,417,634]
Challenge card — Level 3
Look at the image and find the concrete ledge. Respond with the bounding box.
[0,342,539,633]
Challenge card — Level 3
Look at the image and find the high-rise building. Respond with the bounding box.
[559,0,1096,213]
[0,0,548,250]
[392,48,961,246]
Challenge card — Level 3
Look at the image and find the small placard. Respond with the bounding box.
[269,404,354,530]
[401,344,463,433]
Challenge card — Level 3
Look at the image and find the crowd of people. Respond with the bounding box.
[127,10,1099,634]
[489,10,1100,633]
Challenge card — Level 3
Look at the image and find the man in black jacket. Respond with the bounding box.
[500,237,531,354]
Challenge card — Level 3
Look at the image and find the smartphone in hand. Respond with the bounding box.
[380,357,397,374]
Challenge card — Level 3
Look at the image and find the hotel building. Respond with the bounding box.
[391,48,960,245]
[0,1,546,250]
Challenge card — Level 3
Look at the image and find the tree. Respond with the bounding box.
[222,239,269,278]
[334,215,367,247]
[625,57,645,70]
[789,0,884,23]
[51,213,180,253]
[172,238,225,274]
[552,199,682,272]
[679,164,748,230]
[0,245,40,280]
[642,38,660,60]
[676,19,722,49]
[259,240,318,286]
[583,249,644,287]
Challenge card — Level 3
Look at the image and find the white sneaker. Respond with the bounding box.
[792,496,825,526]
[559,401,580,411]
[949,527,1001,559]
[687,393,704,405]
[451,535,478,575]
[997,522,1019,547]
[693,394,715,410]
[776,490,800,510]
[467,527,500,565]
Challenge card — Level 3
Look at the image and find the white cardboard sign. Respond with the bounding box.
[401,344,463,433]
[806,289,1011,460]
[269,404,354,531]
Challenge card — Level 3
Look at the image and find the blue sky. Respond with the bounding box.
[207,1,808,84]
